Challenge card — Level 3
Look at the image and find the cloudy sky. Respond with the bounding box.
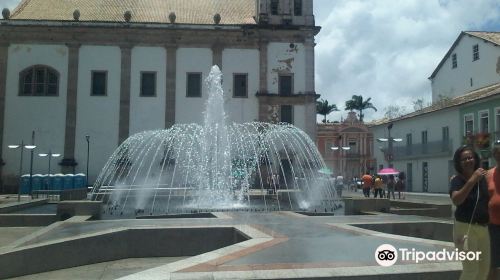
[313,0,499,121]
[2,0,499,121]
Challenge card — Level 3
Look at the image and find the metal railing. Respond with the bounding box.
[32,188,88,202]
[382,139,453,160]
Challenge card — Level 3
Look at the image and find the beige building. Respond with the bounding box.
[316,112,375,180]
[0,0,319,191]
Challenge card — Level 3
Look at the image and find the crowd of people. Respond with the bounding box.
[353,172,406,199]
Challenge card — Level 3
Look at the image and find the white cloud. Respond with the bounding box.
[314,0,500,122]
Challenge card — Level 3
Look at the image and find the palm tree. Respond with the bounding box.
[345,95,377,122]
[316,99,338,123]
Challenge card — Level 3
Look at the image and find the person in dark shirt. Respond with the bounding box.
[449,145,490,280]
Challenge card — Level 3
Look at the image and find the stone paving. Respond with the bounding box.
[0,191,462,280]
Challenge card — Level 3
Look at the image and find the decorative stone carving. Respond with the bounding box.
[213,13,221,24]
[73,9,80,21]
[124,11,132,22]
[168,12,176,23]
[2,8,10,20]
[268,105,280,123]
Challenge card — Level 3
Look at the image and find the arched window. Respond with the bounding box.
[19,65,59,96]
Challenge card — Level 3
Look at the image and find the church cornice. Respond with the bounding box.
[0,22,316,48]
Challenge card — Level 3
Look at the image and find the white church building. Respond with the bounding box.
[0,0,319,191]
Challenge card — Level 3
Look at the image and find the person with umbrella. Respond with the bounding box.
[386,174,396,200]
[395,174,405,200]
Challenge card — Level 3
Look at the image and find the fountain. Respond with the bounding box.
[90,66,339,216]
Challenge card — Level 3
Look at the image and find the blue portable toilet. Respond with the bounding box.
[47,174,54,190]
[41,174,49,190]
[74,173,86,189]
[63,174,75,189]
[32,174,43,191]
[52,174,64,191]
[20,174,30,194]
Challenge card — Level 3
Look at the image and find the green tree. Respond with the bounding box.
[316,99,338,123]
[344,95,377,122]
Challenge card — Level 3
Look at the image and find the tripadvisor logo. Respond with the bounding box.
[375,244,482,266]
[375,244,398,266]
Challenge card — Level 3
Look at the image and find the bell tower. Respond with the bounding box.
[255,0,314,26]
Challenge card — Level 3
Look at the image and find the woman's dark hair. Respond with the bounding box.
[389,174,394,180]
[453,145,480,174]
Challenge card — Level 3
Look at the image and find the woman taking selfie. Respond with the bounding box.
[449,145,490,280]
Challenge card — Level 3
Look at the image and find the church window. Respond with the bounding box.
[91,71,107,96]
[294,0,303,16]
[271,0,279,15]
[233,73,248,98]
[140,72,156,97]
[19,65,59,96]
[280,105,293,124]
[186,72,202,97]
[279,74,293,96]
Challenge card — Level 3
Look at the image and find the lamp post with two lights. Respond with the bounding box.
[8,141,36,202]
[377,123,403,168]
[329,135,351,177]
[38,151,61,190]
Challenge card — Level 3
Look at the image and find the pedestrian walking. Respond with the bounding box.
[374,176,384,198]
[386,174,396,199]
[395,174,405,199]
[361,172,372,198]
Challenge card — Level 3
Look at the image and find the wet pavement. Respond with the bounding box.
[0,191,460,279]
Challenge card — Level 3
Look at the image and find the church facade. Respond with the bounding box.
[0,0,319,190]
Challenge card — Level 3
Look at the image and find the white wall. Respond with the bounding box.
[130,47,166,134]
[3,44,68,176]
[371,107,460,193]
[293,105,306,131]
[222,49,259,123]
[432,35,500,101]
[175,48,212,124]
[267,43,306,94]
[2,43,313,184]
[74,46,121,183]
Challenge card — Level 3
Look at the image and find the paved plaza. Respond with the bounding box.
[0,190,462,280]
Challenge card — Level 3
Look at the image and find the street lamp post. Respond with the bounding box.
[85,135,90,188]
[29,131,35,196]
[8,141,36,202]
[377,123,402,168]
[330,135,351,176]
[38,151,61,190]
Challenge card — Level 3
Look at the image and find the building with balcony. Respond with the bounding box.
[0,0,319,191]
[371,31,500,193]
[317,112,374,181]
